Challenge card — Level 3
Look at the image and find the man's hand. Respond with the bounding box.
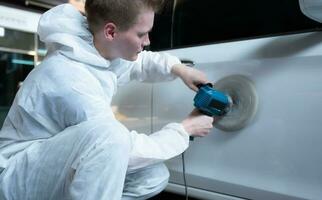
[181,109,214,137]
[171,64,208,91]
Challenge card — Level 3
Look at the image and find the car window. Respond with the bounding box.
[149,0,174,51]
[0,51,34,107]
[150,0,322,50]
[0,29,35,51]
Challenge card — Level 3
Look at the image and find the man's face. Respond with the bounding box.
[114,9,154,61]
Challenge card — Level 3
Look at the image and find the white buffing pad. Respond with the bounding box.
[213,75,259,132]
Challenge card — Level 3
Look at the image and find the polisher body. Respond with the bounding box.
[193,84,232,117]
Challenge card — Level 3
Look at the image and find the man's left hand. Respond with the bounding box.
[171,64,209,91]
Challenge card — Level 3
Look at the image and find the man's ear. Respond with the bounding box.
[103,22,117,40]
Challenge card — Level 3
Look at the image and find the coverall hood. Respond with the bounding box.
[38,4,110,68]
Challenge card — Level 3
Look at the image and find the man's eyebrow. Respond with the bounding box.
[141,28,153,34]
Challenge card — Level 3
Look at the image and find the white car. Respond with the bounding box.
[112,0,322,200]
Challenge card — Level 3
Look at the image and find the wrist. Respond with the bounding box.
[181,119,192,136]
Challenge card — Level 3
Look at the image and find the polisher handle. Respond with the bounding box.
[197,83,213,89]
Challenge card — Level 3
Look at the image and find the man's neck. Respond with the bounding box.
[93,33,116,60]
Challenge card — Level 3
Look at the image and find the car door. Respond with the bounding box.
[150,0,322,200]
[111,82,153,134]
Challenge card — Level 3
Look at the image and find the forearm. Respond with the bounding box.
[171,63,209,91]
[171,63,188,77]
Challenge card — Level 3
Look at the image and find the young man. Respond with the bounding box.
[0,0,214,199]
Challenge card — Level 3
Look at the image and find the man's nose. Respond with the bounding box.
[142,34,150,47]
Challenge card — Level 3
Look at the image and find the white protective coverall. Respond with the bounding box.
[0,4,190,200]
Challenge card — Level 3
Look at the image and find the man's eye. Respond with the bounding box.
[138,33,146,38]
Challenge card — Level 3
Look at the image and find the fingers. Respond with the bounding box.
[193,124,213,137]
[193,69,209,84]
[194,115,214,136]
[177,66,209,92]
[182,112,214,138]
[190,84,199,92]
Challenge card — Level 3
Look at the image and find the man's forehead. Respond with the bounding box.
[132,11,154,31]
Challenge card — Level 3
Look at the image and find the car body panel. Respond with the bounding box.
[153,32,322,200]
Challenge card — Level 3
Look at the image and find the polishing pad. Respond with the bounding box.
[213,75,259,132]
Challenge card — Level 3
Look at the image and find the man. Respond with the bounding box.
[0,0,214,199]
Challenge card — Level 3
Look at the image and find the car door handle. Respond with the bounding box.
[181,59,195,67]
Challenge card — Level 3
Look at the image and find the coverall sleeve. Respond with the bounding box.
[129,51,181,82]
[127,123,190,171]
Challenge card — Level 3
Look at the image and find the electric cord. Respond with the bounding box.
[182,152,189,200]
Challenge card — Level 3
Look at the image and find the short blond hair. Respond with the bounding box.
[85,0,164,33]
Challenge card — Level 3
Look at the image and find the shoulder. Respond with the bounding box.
[18,54,105,105]
[32,55,100,91]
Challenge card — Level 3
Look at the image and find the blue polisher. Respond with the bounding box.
[194,75,259,132]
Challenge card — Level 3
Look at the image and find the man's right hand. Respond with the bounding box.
[181,109,214,137]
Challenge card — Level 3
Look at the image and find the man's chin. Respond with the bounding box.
[123,55,138,61]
